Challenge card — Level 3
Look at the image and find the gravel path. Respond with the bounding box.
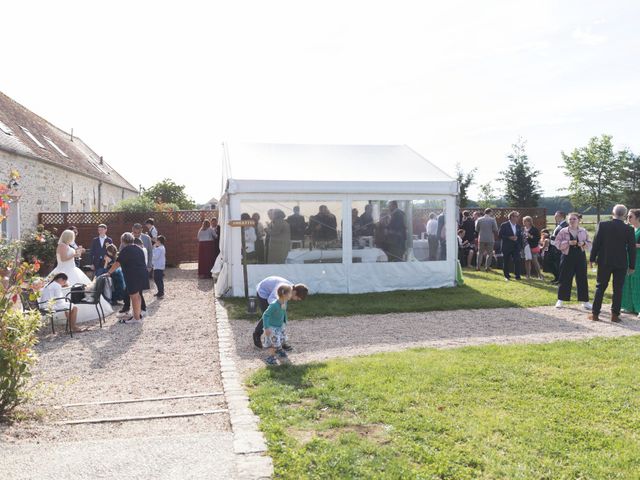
[0,265,236,479]
[228,303,640,376]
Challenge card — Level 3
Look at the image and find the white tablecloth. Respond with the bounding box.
[286,248,388,264]
[412,240,430,261]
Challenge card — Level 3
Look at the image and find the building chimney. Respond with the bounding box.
[70,128,74,142]
[100,156,104,164]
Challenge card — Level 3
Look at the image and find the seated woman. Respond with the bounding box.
[39,273,83,333]
[104,244,127,305]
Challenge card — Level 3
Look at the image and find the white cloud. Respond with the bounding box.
[572,27,607,46]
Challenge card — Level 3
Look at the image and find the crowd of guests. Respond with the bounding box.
[231,202,448,264]
[231,206,342,264]
[458,205,640,322]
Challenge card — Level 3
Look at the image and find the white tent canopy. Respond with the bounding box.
[215,143,458,298]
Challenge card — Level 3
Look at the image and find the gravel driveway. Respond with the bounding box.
[0,265,236,480]
[228,303,640,376]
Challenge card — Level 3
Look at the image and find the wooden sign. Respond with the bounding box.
[228,220,255,227]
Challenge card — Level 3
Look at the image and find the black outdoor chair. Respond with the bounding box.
[73,274,108,328]
[21,289,74,337]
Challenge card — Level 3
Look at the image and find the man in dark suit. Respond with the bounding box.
[589,204,636,322]
[91,224,113,275]
[498,211,523,281]
[437,210,446,260]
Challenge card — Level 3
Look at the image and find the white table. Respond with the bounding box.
[412,240,430,261]
[286,248,388,264]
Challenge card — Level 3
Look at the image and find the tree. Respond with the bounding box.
[561,135,625,224]
[501,138,542,207]
[477,182,497,209]
[622,150,640,208]
[114,196,156,213]
[456,163,477,208]
[142,179,196,210]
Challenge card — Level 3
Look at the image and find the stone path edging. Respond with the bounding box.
[215,299,273,480]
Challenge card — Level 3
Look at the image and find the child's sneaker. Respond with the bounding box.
[265,356,278,365]
[276,350,291,364]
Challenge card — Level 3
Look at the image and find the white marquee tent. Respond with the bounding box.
[214,143,458,298]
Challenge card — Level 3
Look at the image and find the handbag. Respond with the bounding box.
[531,246,541,255]
[69,283,86,303]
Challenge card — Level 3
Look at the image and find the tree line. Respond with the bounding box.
[457,135,639,223]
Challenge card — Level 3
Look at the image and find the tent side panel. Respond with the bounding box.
[247,264,349,296]
[349,261,453,293]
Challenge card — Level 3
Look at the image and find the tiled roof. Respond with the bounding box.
[0,91,137,192]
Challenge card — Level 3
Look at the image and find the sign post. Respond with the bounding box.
[228,219,257,312]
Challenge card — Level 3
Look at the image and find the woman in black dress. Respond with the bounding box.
[107,232,149,323]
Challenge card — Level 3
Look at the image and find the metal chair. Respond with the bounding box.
[73,274,108,328]
[22,289,73,337]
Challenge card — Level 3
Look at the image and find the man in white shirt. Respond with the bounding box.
[40,273,82,333]
[426,212,439,261]
[145,218,158,241]
[252,276,309,349]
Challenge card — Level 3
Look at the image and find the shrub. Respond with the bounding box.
[0,240,42,419]
[22,225,58,270]
[114,196,157,213]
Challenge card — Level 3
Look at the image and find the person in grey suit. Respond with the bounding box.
[475,208,499,271]
[589,204,636,323]
[132,223,154,273]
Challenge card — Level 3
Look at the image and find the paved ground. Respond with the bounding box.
[0,265,246,480]
[229,303,640,376]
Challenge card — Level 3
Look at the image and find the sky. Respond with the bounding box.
[2,0,639,203]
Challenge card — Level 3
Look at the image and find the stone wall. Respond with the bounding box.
[0,150,137,234]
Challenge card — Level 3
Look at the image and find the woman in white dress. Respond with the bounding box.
[50,229,113,323]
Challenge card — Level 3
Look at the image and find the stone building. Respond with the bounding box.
[0,91,138,238]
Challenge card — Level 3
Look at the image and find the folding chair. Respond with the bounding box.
[22,289,73,337]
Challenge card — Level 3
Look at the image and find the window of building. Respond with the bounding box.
[60,201,69,213]
[43,136,69,157]
[0,120,13,135]
[20,126,47,149]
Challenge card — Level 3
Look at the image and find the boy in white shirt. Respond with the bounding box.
[152,235,166,298]
[133,237,148,265]
[39,273,82,333]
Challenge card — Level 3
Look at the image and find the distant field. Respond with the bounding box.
[546,215,599,235]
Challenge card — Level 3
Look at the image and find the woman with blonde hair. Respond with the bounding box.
[553,212,591,310]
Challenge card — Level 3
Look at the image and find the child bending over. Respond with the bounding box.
[262,284,293,365]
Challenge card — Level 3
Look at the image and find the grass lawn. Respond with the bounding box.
[248,337,640,479]
[223,269,608,320]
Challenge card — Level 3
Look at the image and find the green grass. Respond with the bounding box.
[223,269,607,320]
[248,337,640,479]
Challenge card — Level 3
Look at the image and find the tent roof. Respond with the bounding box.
[223,143,457,195]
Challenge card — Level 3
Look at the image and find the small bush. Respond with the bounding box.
[21,225,58,269]
[114,196,156,213]
[0,308,42,418]
[0,240,42,419]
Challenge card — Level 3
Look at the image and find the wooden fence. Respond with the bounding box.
[38,210,219,266]
[463,207,547,230]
